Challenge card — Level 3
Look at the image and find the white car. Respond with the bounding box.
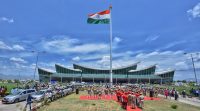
[45,89,53,101]
[2,89,36,104]
[32,90,46,102]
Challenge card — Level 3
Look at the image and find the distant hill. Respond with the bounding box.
[0,73,38,80]
[184,78,200,83]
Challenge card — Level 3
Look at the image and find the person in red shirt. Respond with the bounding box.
[135,92,140,106]
[164,89,169,99]
[122,94,128,109]
[119,90,124,103]
[116,90,120,102]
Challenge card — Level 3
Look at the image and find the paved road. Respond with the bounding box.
[0,100,40,111]
[0,100,27,111]
[158,94,200,107]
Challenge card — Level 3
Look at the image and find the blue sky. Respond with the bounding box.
[0,0,200,80]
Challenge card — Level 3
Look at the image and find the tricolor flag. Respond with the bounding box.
[87,10,110,24]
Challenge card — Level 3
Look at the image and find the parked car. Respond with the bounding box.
[45,89,53,101]
[52,89,57,100]
[2,89,36,104]
[65,87,73,95]
[32,90,47,102]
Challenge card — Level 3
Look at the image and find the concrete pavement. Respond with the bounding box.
[0,101,26,111]
[158,94,200,107]
[0,100,41,111]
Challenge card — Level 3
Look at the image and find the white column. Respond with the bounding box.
[109,6,113,87]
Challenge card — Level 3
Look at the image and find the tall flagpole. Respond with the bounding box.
[109,5,113,87]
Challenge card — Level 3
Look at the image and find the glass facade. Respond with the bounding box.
[38,63,175,83]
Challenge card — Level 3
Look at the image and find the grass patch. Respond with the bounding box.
[171,104,178,109]
[38,91,200,111]
[0,83,18,99]
[0,83,17,93]
[38,91,124,111]
[143,98,200,111]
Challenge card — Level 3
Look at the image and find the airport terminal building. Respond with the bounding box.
[38,62,175,84]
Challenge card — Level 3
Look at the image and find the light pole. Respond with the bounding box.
[184,53,199,84]
[32,51,46,81]
[81,71,83,82]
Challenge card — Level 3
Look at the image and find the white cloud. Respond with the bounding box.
[105,50,196,81]
[0,41,12,50]
[10,57,27,63]
[113,37,122,43]
[12,45,25,51]
[97,55,110,67]
[161,40,186,50]
[72,56,80,61]
[133,50,200,75]
[113,37,122,49]
[147,51,159,56]
[175,61,189,70]
[80,50,135,62]
[0,41,25,51]
[187,3,200,19]
[0,17,14,23]
[42,37,109,54]
[145,35,159,42]
[135,51,160,59]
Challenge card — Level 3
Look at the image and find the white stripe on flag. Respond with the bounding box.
[89,14,110,20]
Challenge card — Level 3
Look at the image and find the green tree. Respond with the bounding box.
[7,80,12,83]
[14,79,20,83]
[182,80,187,83]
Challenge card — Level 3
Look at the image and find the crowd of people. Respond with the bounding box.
[85,85,160,109]
[163,88,179,100]
[84,84,199,109]
[190,88,200,98]
[115,86,145,109]
[86,85,114,99]
[2,82,200,111]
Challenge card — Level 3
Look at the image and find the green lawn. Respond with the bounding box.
[39,92,124,111]
[0,83,17,94]
[38,91,200,111]
[143,98,200,111]
[151,84,199,95]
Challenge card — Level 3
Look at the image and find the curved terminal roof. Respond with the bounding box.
[155,70,175,77]
[155,70,175,75]
[128,64,156,75]
[38,68,54,75]
[73,62,139,70]
[55,64,82,74]
[73,62,139,74]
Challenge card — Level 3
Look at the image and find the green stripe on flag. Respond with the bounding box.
[87,18,110,24]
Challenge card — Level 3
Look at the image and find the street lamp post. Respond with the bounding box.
[184,53,199,84]
[32,51,46,81]
[81,71,83,82]
[190,54,198,84]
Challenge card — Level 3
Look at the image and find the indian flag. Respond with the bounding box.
[87,10,110,24]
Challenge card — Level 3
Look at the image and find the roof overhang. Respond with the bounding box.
[128,64,156,73]
[73,62,139,71]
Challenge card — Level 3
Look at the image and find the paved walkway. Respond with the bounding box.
[0,100,41,111]
[158,94,200,107]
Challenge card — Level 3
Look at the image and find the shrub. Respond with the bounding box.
[171,104,178,109]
